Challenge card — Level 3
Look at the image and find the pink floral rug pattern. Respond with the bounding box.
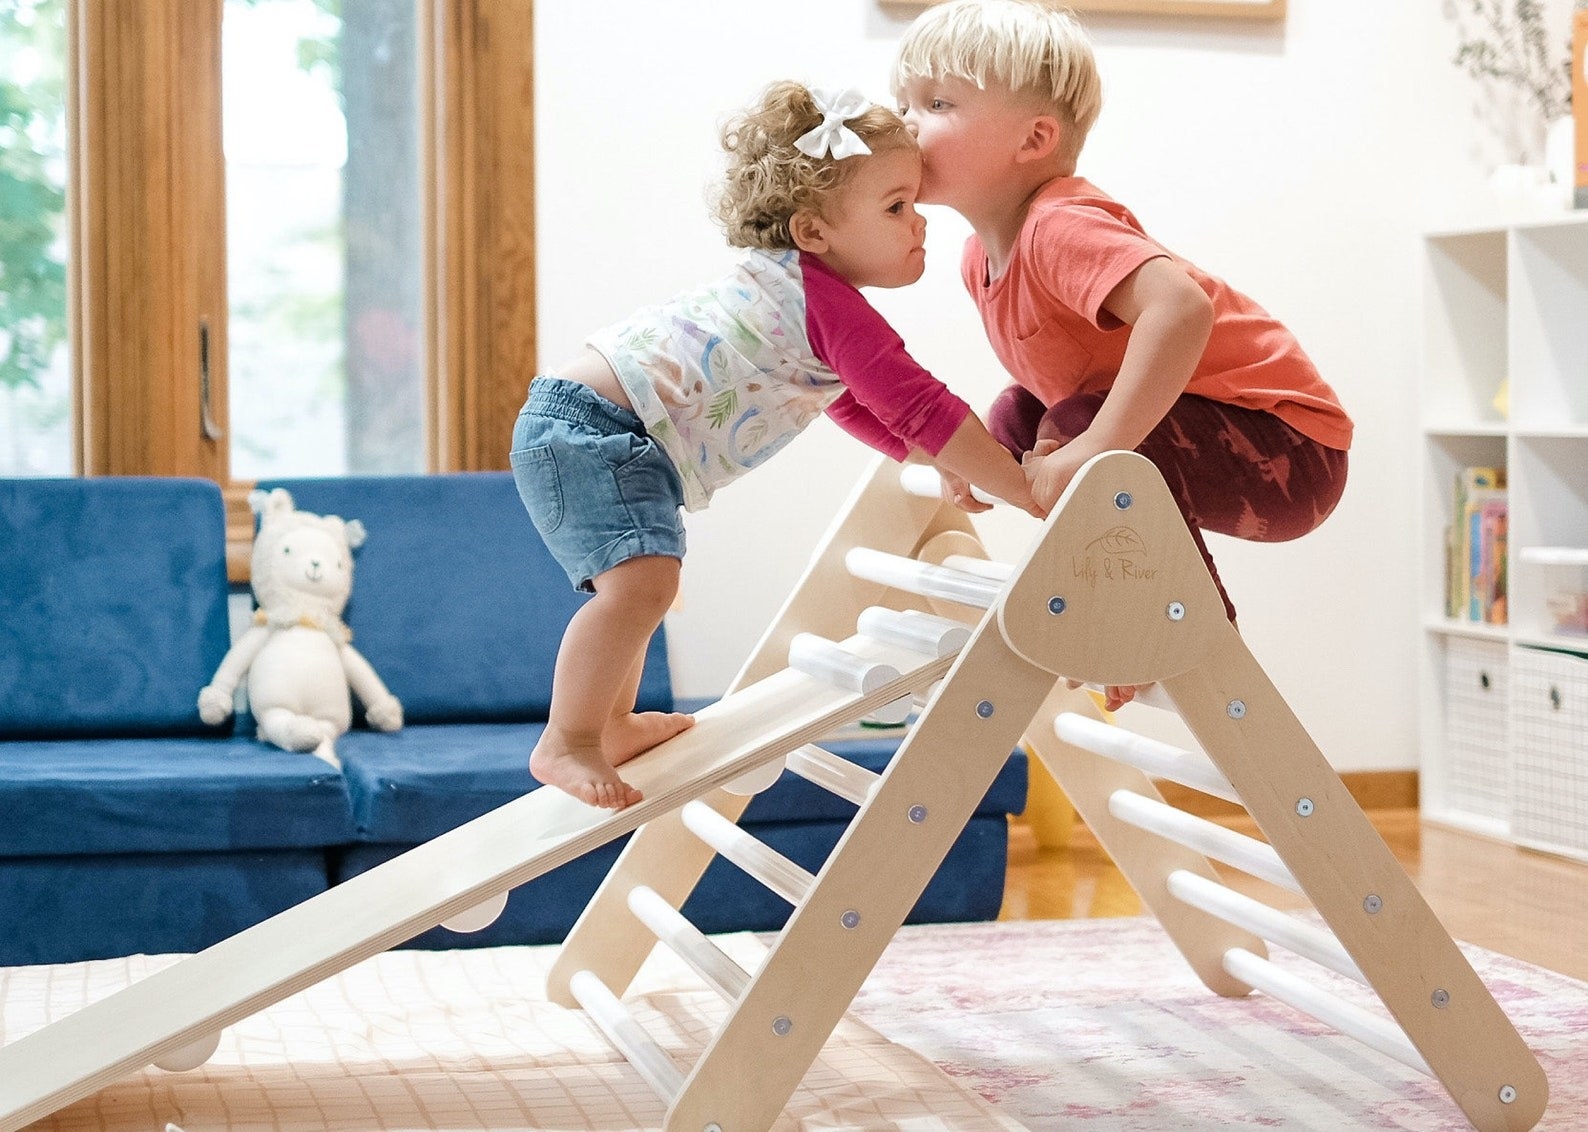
[853,917,1587,1130]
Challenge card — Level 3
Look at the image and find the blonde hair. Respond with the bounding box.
[714,81,915,251]
[893,0,1103,161]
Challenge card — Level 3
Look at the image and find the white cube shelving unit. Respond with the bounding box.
[1419,212,1588,860]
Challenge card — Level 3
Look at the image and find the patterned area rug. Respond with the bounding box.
[853,917,1588,1130]
[5,917,1583,1130]
[1,935,1019,1131]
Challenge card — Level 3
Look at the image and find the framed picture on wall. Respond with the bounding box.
[1075,0,1284,15]
[889,0,1285,17]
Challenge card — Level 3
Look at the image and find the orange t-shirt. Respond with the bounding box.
[962,177,1353,450]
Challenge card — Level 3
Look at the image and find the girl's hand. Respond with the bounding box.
[939,468,994,514]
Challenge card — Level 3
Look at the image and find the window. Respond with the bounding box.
[17,1,535,573]
[225,0,425,477]
[0,0,70,476]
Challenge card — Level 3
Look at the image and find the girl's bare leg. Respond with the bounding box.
[529,555,681,809]
[605,638,694,768]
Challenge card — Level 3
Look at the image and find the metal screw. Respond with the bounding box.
[1226,700,1247,720]
[908,804,929,824]
[1363,894,1383,914]
[1295,798,1314,817]
[1047,595,1067,615]
[705,1125,724,1132]
[1114,491,1133,510]
[1431,989,1450,1009]
[976,699,995,719]
[772,1015,793,1036]
[841,910,861,929]
[1499,1085,1517,1105]
[1166,602,1185,621]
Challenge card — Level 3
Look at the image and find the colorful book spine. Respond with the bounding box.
[1450,466,1502,620]
[1483,497,1508,625]
[1460,487,1507,623]
[1575,5,1588,209]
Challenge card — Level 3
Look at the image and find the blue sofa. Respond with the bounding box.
[0,473,1026,966]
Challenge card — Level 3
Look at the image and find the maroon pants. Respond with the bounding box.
[988,385,1349,623]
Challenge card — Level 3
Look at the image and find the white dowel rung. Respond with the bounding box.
[1221,948,1431,1075]
[941,554,1014,582]
[568,969,686,1101]
[1056,714,1239,804]
[864,695,914,726]
[151,1031,220,1073]
[856,606,972,658]
[787,632,902,696]
[439,890,509,934]
[898,464,998,505]
[680,801,815,906]
[1107,790,1302,895]
[1166,870,1365,984]
[626,886,750,1003]
[721,755,786,797]
[786,744,880,806]
[845,547,1001,609]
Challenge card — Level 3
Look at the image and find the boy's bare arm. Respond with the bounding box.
[1026,257,1213,511]
[1081,256,1214,456]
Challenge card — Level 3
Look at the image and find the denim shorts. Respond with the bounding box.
[510,377,686,592]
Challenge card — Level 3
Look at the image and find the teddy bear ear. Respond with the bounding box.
[250,488,296,520]
[344,519,367,549]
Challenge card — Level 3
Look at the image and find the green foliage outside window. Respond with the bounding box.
[0,0,67,400]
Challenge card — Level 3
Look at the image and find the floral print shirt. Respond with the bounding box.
[588,249,969,511]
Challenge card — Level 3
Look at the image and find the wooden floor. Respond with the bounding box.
[1001,808,1588,982]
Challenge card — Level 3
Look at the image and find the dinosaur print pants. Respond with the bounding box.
[988,385,1350,624]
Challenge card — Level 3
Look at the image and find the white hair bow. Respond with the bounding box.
[793,87,873,160]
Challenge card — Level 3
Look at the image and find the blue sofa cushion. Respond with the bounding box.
[0,738,354,856]
[0,850,332,965]
[255,474,672,723]
[336,723,549,842]
[0,477,232,739]
[335,723,1025,844]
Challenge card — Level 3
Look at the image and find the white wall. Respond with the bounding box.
[534,1,1551,772]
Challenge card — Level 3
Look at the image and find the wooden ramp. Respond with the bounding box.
[0,452,1548,1132]
[0,641,950,1128]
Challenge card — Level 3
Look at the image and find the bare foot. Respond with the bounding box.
[607,710,695,767]
[529,739,643,810]
[1064,678,1146,713]
[1100,684,1141,712]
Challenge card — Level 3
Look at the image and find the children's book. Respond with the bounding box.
[1482,495,1508,625]
[1450,466,1503,620]
[1464,487,1505,622]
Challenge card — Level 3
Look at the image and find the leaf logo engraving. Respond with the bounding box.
[1073,526,1158,586]
[1088,526,1146,557]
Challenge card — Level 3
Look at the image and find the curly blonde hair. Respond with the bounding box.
[714,82,915,251]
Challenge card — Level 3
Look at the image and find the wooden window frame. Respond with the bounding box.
[69,0,535,578]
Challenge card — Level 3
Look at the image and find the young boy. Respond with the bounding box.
[893,0,1352,707]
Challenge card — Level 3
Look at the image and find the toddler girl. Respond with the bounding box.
[513,81,1041,810]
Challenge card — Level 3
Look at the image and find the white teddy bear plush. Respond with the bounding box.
[198,488,402,767]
